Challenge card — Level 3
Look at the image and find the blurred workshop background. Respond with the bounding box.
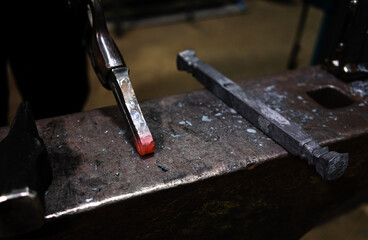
[6,0,368,238]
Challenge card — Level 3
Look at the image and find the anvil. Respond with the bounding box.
[0,67,367,239]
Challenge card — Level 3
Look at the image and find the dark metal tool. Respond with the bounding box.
[0,102,52,237]
[321,0,368,81]
[85,0,155,155]
[177,49,349,181]
[287,1,309,70]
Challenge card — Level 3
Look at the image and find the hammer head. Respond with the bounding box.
[0,188,44,237]
[0,102,52,237]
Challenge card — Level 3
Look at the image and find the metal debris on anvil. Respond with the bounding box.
[157,164,169,172]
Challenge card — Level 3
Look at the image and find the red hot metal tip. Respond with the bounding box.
[134,135,155,156]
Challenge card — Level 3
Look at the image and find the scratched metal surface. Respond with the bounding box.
[1,67,368,239]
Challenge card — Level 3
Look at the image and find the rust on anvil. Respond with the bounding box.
[0,67,367,239]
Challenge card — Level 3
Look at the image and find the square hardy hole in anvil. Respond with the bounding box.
[306,86,355,109]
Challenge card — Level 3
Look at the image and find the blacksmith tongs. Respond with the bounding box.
[85,0,155,155]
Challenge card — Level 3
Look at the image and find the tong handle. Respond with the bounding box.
[86,0,126,89]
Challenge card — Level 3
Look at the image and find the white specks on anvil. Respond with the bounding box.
[350,80,368,97]
[118,129,126,135]
[201,115,212,122]
[179,120,192,126]
[247,128,256,134]
[264,85,275,92]
[297,95,308,104]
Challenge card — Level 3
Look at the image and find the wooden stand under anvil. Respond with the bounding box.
[1,67,368,239]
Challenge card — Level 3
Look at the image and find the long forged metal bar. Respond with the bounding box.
[109,67,155,155]
[177,49,348,180]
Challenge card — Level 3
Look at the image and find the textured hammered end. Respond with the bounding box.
[316,152,349,181]
[134,134,155,156]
